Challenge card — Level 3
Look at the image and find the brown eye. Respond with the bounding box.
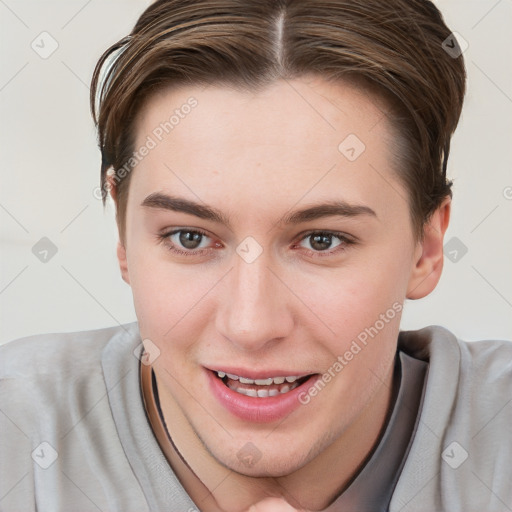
[294,230,356,259]
[178,231,204,249]
[163,229,213,253]
[301,232,343,252]
[309,233,336,251]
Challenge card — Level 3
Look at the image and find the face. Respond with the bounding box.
[119,76,433,477]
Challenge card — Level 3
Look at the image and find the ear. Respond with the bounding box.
[106,173,117,203]
[406,197,451,300]
[107,174,131,286]
[117,241,130,285]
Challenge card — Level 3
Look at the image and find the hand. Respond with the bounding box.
[245,497,303,512]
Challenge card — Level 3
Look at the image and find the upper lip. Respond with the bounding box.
[206,367,315,380]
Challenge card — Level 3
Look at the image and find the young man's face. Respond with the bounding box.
[117,76,444,477]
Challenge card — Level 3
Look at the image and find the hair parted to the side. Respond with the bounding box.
[90,0,466,245]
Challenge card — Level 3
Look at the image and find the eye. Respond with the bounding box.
[158,228,354,258]
[296,231,354,257]
[158,228,219,256]
[171,230,210,250]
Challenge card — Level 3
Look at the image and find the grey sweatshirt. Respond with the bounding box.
[1,322,511,511]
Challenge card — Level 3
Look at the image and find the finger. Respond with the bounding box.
[246,497,301,512]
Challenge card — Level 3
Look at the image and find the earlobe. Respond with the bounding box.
[406,198,451,300]
[117,241,131,285]
[107,173,117,203]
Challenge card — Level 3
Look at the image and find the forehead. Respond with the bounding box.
[128,76,406,223]
[135,75,388,153]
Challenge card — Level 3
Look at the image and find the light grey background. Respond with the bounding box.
[1,0,511,345]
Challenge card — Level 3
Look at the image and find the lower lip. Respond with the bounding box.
[206,370,319,423]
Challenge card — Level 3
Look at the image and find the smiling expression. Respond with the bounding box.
[117,75,432,478]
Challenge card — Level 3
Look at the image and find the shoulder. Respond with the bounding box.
[399,325,512,440]
[399,324,512,371]
[399,324,512,389]
[392,326,512,511]
[0,322,144,511]
[0,321,141,439]
[0,322,139,379]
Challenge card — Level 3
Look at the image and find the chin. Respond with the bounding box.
[230,458,305,478]
[209,440,316,478]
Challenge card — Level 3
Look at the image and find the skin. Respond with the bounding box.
[112,76,450,511]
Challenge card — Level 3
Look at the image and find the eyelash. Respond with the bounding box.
[158,228,356,259]
[293,230,355,258]
[158,228,214,257]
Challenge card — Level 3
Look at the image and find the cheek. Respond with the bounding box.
[295,265,403,416]
[127,248,176,330]
[128,248,221,354]
[127,225,413,368]
[290,250,410,338]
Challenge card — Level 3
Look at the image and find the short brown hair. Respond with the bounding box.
[91,0,466,244]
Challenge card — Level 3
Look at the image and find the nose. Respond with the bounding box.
[215,254,294,352]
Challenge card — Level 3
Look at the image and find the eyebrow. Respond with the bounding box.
[141,192,376,228]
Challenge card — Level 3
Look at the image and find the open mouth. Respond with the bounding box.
[207,368,321,422]
[213,371,315,398]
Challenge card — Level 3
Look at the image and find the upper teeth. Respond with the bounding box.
[217,371,300,385]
